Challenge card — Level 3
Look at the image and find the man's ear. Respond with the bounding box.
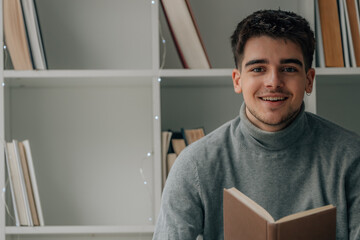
[305,68,315,94]
[232,68,242,94]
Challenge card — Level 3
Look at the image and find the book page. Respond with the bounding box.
[276,205,335,223]
[226,188,274,223]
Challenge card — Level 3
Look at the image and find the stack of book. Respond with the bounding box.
[316,0,360,68]
[4,0,47,70]
[161,127,205,187]
[5,139,44,227]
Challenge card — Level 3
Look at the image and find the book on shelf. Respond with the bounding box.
[22,140,44,226]
[5,141,32,226]
[345,0,360,66]
[4,143,20,226]
[223,187,336,240]
[171,138,186,156]
[166,153,177,174]
[338,0,351,68]
[315,0,325,68]
[181,127,205,145]
[161,131,173,187]
[160,0,211,69]
[317,0,344,67]
[166,132,186,175]
[343,0,358,67]
[21,0,48,70]
[4,0,33,70]
[18,141,39,226]
[5,139,44,226]
[162,128,206,183]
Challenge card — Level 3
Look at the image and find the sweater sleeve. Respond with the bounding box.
[346,155,360,240]
[153,149,204,240]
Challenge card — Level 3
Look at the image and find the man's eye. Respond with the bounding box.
[283,67,297,72]
[251,67,264,72]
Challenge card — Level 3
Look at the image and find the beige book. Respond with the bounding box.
[160,0,211,69]
[3,0,33,70]
[171,138,186,155]
[19,142,40,226]
[182,128,205,145]
[166,153,177,175]
[6,142,30,226]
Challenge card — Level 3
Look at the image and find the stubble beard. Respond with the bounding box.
[247,105,301,129]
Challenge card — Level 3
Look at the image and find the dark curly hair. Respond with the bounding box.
[231,9,315,71]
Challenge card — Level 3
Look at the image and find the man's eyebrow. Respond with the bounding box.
[280,58,303,67]
[244,59,269,67]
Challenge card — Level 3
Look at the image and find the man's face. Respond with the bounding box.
[232,36,315,132]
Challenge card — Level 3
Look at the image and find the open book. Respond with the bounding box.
[223,188,336,240]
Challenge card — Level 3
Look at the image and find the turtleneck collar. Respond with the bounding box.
[239,102,308,150]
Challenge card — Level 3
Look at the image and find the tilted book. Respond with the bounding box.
[3,0,33,70]
[161,0,211,69]
[317,0,344,67]
[223,188,336,240]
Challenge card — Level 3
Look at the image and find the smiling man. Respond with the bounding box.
[232,35,315,132]
[153,10,360,240]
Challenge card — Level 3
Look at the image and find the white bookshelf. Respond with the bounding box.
[1,0,359,240]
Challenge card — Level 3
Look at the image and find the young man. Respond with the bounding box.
[153,10,360,239]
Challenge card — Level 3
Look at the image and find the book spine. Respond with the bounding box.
[346,0,360,66]
[23,140,45,226]
[318,0,345,67]
[4,144,20,226]
[184,0,211,68]
[267,223,277,240]
[13,140,33,226]
[160,0,188,68]
[3,0,33,70]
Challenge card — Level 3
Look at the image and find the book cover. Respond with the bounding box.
[3,0,33,70]
[223,188,336,240]
[181,127,205,145]
[161,131,173,187]
[6,142,30,226]
[166,153,177,175]
[13,140,33,226]
[318,0,344,67]
[23,140,45,226]
[339,0,351,67]
[21,0,47,70]
[171,138,186,156]
[343,0,357,66]
[4,143,20,226]
[18,141,40,226]
[315,0,325,68]
[161,0,211,69]
[345,0,360,66]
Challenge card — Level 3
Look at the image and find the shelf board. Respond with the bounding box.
[159,68,232,77]
[5,225,154,235]
[3,68,360,82]
[3,70,155,78]
[315,67,360,76]
[3,69,233,78]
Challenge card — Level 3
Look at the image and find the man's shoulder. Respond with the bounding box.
[305,111,360,149]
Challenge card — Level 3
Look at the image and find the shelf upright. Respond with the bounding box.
[151,0,162,221]
[0,0,6,239]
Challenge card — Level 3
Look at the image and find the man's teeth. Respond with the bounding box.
[261,97,286,101]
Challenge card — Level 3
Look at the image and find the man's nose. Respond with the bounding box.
[265,69,284,89]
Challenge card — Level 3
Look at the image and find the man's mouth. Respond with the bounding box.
[260,97,288,102]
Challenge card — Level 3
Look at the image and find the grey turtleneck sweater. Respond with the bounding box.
[153,103,360,240]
